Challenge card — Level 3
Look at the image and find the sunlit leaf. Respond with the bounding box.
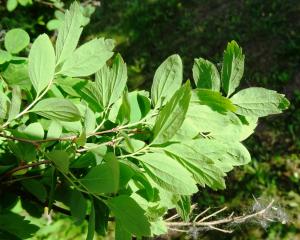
[151,54,183,107]
[28,34,55,94]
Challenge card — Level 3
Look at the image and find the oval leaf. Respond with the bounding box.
[152,82,191,144]
[80,153,119,194]
[28,34,55,94]
[135,152,198,195]
[5,28,30,54]
[108,195,151,237]
[193,58,220,91]
[230,87,290,117]
[30,98,81,121]
[151,54,183,107]
[221,41,245,97]
[60,38,114,77]
[56,2,83,65]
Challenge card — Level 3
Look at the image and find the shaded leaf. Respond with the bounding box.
[86,200,95,240]
[47,150,70,174]
[95,54,127,107]
[80,153,119,194]
[193,58,220,91]
[108,195,151,237]
[70,190,87,224]
[0,212,39,239]
[192,88,236,113]
[221,41,244,97]
[21,179,47,203]
[152,82,191,144]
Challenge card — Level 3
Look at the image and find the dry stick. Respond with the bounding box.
[193,207,211,223]
[166,199,275,231]
[198,206,228,223]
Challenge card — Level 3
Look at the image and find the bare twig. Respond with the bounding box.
[166,199,276,233]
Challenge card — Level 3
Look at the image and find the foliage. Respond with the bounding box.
[0,2,290,239]
[0,0,98,34]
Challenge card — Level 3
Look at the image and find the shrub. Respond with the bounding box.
[0,2,289,239]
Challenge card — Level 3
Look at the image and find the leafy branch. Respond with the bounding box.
[0,2,289,240]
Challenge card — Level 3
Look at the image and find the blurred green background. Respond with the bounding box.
[1,0,300,239]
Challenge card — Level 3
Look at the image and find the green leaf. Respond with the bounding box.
[4,28,30,54]
[30,98,81,122]
[108,195,151,237]
[1,62,31,89]
[135,152,198,195]
[150,218,168,236]
[178,102,243,141]
[80,153,119,194]
[18,0,31,6]
[94,199,109,236]
[86,200,95,240]
[192,89,236,113]
[230,87,290,117]
[6,0,18,12]
[109,91,151,124]
[151,54,183,107]
[0,212,39,239]
[28,34,55,94]
[193,58,220,91]
[60,38,114,77]
[70,190,87,224]
[22,122,44,140]
[83,106,96,133]
[8,86,21,121]
[47,150,70,174]
[55,2,83,65]
[47,19,62,31]
[221,142,251,169]
[115,221,131,240]
[239,116,258,141]
[8,141,36,163]
[116,91,131,124]
[0,50,12,64]
[152,82,191,144]
[47,120,62,139]
[164,140,226,189]
[21,179,47,203]
[221,41,245,97]
[174,195,191,222]
[95,54,127,107]
[0,91,9,120]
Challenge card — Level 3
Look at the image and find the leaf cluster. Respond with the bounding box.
[0,2,289,239]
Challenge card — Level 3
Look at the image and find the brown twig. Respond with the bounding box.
[0,160,51,181]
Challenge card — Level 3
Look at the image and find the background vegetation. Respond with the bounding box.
[0,0,299,239]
